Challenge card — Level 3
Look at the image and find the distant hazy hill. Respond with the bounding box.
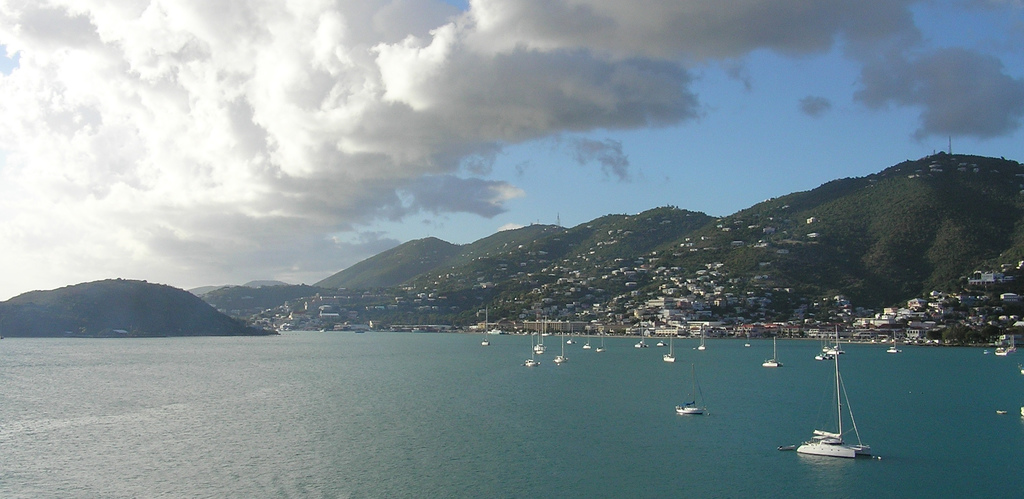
[189,285,226,296]
[201,284,336,314]
[190,280,291,296]
[0,279,273,337]
[242,280,290,288]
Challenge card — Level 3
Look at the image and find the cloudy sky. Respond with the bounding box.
[1,0,1022,299]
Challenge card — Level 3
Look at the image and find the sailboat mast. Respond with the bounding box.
[835,329,843,438]
[691,364,696,402]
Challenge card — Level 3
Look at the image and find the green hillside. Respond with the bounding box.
[648,153,1024,307]
[0,279,272,337]
[201,284,338,316]
[316,237,462,289]
[205,153,1024,326]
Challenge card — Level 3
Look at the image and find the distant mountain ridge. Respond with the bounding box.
[315,225,564,289]
[303,153,1024,320]
[189,280,291,296]
[14,153,1020,329]
[0,279,273,337]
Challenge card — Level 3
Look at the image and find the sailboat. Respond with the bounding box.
[995,335,1016,356]
[480,308,490,346]
[554,328,568,364]
[663,335,676,363]
[595,334,606,352]
[676,364,706,415]
[796,330,871,458]
[823,328,845,356]
[762,336,782,367]
[534,319,546,355]
[635,327,649,348]
[524,334,540,367]
[582,333,592,350]
[697,327,706,351]
[886,337,901,354]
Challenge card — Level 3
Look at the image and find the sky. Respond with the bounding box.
[0,0,1023,300]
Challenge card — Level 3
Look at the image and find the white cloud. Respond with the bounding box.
[498,223,525,232]
[0,0,1018,298]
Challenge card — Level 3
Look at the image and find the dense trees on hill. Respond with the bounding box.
[235,154,1024,329]
[0,279,272,337]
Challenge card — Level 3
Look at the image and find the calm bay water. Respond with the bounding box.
[2,332,1023,498]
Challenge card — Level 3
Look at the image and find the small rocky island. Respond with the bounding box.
[0,279,275,337]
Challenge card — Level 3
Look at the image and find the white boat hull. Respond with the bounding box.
[675,406,704,415]
[796,441,870,458]
[663,355,676,363]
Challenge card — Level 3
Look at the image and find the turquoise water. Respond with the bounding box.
[2,333,1022,497]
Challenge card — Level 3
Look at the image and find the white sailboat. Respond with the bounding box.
[582,333,592,349]
[796,331,870,458]
[995,335,1016,356]
[534,319,546,355]
[663,336,676,363]
[762,337,782,367]
[886,337,901,354]
[480,307,490,346]
[676,364,706,415]
[554,328,568,364]
[697,327,706,351]
[635,328,649,348]
[524,333,540,367]
[595,334,606,352]
[824,328,845,356]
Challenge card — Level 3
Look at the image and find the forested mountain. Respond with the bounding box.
[0,279,272,337]
[296,153,1024,324]
[11,153,1021,331]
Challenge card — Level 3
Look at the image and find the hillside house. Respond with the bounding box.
[907,298,928,310]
